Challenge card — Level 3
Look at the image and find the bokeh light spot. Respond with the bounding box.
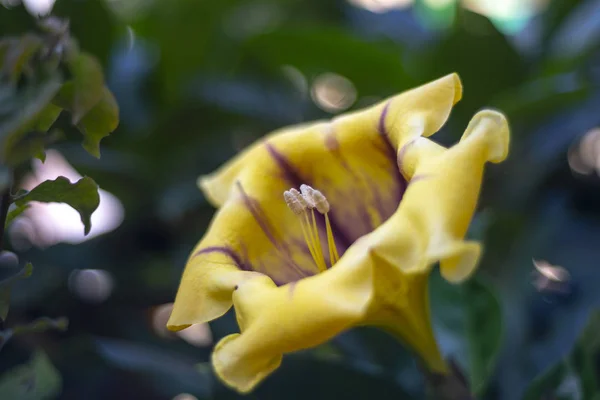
[152,303,175,338]
[311,73,357,113]
[152,303,213,346]
[22,0,55,16]
[68,269,114,304]
[172,394,198,400]
[176,323,213,347]
[347,0,413,13]
[568,128,600,176]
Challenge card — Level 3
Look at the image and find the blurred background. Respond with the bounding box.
[1,0,600,399]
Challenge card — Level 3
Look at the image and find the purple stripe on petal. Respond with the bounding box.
[265,142,304,188]
[324,124,340,151]
[367,179,390,222]
[266,142,353,250]
[236,181,311,279]
[194,246,252,271]
[194,246,291,287]
[376,102,407,210]
[397,139,416,173]
[377,102,391,136]
[237,181,281,250]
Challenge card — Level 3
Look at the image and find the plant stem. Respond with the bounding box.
[0,186,11,250]
[424,360,475,400]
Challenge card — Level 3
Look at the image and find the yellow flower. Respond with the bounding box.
[167,73,510,393]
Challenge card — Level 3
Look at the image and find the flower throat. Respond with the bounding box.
[283,185,339,272]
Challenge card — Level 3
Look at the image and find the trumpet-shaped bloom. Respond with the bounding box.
[167,73,510,393]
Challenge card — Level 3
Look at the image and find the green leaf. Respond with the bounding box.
[430,273,503,395]
[62,53,105,124]
[463,280,503,394]
[523,310,600,400]
[5,203,30,227]
[570,310,600,399]
[1,101,61,166]
[4,132,46,166]
[76,87,119,158]
[32,103,62,132]
[523,362,569,400]
[0,34,43,82]
[53,85,119,158]
[0,75,63,156]
[15,176,100,235]
[0,350,62,400]
[0,262,33,288]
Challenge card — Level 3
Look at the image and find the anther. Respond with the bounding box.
[299,184,316,208]
[284,190,306,215]
[311,190,330,214]
[289,188,308,209]
[285,184,338,271]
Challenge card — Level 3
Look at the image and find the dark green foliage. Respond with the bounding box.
[0,350,61,400]
[14,176,100,235]
[2,0,600,399]
[431,273,503,395]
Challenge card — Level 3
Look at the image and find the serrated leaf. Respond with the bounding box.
[0,350,62,400]
[15,176,100,235]
[63,53,104,124]
[76,87,119,158]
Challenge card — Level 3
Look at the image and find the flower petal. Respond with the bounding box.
[197,73,462,264]
[377,109,510,282]
[211,247,374,393]
[166,250,259,331]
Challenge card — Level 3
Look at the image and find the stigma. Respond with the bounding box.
[283,185,339,273]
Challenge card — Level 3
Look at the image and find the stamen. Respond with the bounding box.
[298,185,329,268]
[324,213,339,263]
[300,184,315,208]
[289,188,308,209]
[306,188,339,264]
[310,189,329,214]
[284,189,326,272]
[286,185,339,272]
[284,190,305,215]
[309,208,326,270]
